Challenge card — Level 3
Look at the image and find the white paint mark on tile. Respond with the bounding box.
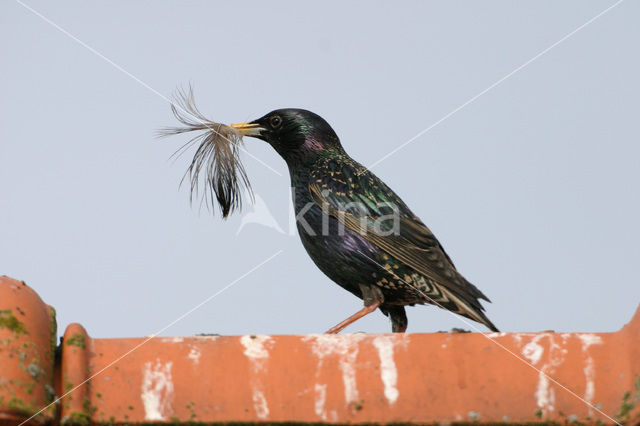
[252,389,269,419]
[188,347,201,365]
[240,335,274,420]
[305,334,365,358]
[520,334,568,413]
[535,370,555,413]
[486,332,506,338]
[240,335,273,360]
[141,360,174,421]
[578,334,603,415]
[162,337,183,343]
[512,333,523,344]
[195,334,219,341]
[314,383,327,420]
[305,334,366,405]
[522,335,544,365]
[341,353,359,404]
[578,333,602,350]
[373,336,399,404]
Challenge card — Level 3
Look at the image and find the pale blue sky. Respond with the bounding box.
[1,1,638,338]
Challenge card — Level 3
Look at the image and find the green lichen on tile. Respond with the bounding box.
[61,379,74,411]
[615,374,640,422]
[49,306,58,359]
[83,396,98,415]
[27,362,44,380]
[534,408,543,419]
[0,309,28,335]
[60,396,94,425]
[44,383,56,402]
[7,397,37,415]
[65,333,86,349]
[61,411,91,426]
[349,399,364,412]
[566,414,583,425]
[25,381,35,395]
[186,400,198,420]
[467,411,481,422]
[616,390,634,421]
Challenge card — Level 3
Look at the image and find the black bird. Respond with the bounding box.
[230,110,498,333]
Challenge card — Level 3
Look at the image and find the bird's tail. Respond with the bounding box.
[440,287,499,332]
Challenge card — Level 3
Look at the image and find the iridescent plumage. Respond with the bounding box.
[164,104,498,333]
[239,108,498,333]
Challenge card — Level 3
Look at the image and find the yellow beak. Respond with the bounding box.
[230,122,264,137]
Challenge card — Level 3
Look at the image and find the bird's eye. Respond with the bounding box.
[269,116,282,129]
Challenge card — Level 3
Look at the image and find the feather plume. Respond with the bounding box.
[158,87,253,218]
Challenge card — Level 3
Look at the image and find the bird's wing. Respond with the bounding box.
[308,155,491,305]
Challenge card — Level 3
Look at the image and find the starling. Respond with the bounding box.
[229,109,498,333]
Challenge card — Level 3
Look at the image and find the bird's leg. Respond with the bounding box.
[325,284,384,334]
[325,300,382,334]
[392,320,407,333]
[388,306,408,333]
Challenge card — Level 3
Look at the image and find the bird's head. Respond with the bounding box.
[231,109,343,165]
